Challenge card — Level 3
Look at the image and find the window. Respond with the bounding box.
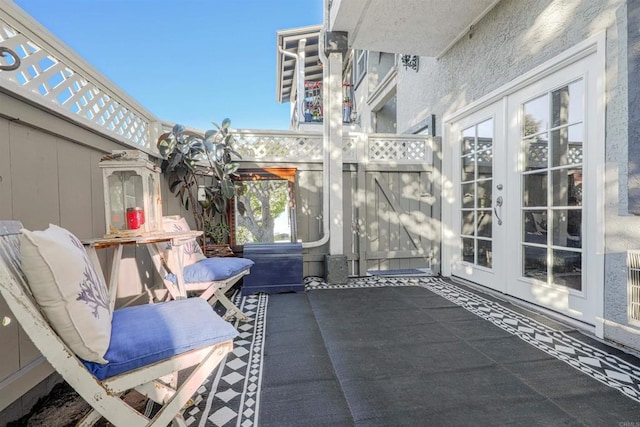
[354,50,367,87]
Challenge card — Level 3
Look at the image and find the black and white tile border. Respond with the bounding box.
[306,275,640,403]
[189,292,268,427]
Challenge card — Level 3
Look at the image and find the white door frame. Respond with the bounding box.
[442,32,605,326]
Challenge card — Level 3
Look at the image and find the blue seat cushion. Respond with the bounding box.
[83,298,238,380]
[167,257,254,284]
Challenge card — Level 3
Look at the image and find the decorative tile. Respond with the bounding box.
[189,292,267,426]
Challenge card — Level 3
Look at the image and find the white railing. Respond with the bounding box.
[0,2,160,154]
[234,130,324,161]
[234,129,433,164]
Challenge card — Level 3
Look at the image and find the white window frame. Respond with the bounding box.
[354,49,367,88]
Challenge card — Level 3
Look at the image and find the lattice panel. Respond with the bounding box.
[368,137,427,161]
[235,133,324,161]
[0,19,152,150]
[343,135,357,162]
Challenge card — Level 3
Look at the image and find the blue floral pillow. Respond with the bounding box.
[21,225,111,363]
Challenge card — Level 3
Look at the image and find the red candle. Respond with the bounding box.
[126,207,145,230]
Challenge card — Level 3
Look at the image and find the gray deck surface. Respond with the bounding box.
[260,280,640,426]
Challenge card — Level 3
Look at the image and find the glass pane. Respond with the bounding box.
[477,119,493,179]
[462,238,474,263]
[551,86,570,128]
[477,119,493,140]
[462,138,475,156]
[461,211,475,236]
[477,150,493,179]
[523,210,547,243]
[462,154,475,181]
[477,239,492,268]
[551,124,583,167]
[462,183,475,208]
[477,180,492,208]
[523,172,547,207]
[523,94,548,136]
[523,136,548,171]
[551,168,582,207]
[569,171,583,206]
[551,249,582,290]
[477,142,492,158]
[477,211,492,238]
[551,80,583,127]
[552,209,581,248]
[523,245,547,280]
[462,126,475,155]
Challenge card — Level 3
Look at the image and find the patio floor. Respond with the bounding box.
[13,276,640,426]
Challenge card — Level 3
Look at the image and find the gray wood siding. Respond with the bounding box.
[0,97,165,414]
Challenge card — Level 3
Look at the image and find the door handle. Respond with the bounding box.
[494,196,503,225]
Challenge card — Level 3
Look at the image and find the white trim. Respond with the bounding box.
[366,67,397,110]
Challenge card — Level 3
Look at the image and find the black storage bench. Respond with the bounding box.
[241,242,303,296]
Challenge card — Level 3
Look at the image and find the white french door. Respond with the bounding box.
[445,36,604,325]
[504,53,602,324]
[449,102,507,293]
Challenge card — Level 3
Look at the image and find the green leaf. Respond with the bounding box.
[213,197,224,213]
[203,140,215,155]
[169,178,183,194]
[213,162,224,179]
[157,137,177,159]
[221,118,231,129]
[225,162,239,175]
[221,179,235,199]
[199,198,212,209]
[172,124,186,135]
[236,200,246,216]
[228,148,242,160]
[168,151,183,170]
[204,129,218,141]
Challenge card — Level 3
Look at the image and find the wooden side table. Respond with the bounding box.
[82,231,203,311]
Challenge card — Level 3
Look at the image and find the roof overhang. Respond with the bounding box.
[328,0,502,57]
[276,25,323,104]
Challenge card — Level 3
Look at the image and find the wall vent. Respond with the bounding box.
[627,250,640,323]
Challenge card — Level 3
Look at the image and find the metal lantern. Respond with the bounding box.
[99,150,162,237]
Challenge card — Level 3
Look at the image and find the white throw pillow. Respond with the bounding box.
[20,224,111,363]
[161,216,206,267]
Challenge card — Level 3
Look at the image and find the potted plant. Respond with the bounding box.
[157,119,245,250]
[202,220,234,257]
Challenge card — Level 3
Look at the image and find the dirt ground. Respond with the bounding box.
[7,382,148,427]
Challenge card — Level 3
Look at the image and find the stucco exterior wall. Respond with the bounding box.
[392,0,640,349]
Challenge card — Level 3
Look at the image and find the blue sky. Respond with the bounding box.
[13,0,323,131]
